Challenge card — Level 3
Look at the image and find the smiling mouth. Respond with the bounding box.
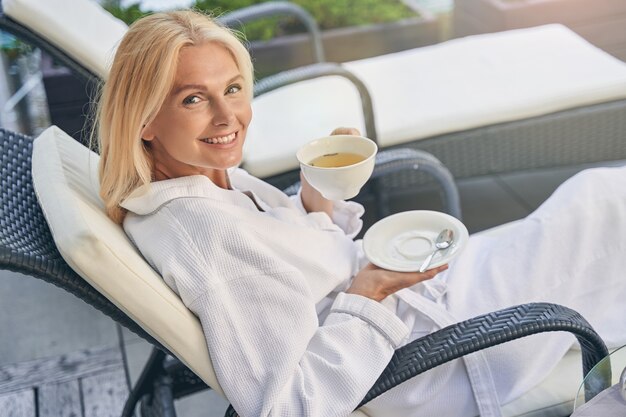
[200,132,237,145]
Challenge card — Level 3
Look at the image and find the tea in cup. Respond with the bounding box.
[296,135,378,200]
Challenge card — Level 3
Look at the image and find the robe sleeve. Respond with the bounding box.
[290,188,365,239]
[157,207,408,417]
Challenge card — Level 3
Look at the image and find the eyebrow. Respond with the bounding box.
[170,74,244,96]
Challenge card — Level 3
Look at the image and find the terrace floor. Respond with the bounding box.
[1,159,624,417]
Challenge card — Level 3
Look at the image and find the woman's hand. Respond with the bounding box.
[329,127,361,136]
[300,127,362,216]
[347,263,449,302]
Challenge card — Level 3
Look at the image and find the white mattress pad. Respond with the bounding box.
[245,24,626,178]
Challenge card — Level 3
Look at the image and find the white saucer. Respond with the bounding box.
[363,210,469,272]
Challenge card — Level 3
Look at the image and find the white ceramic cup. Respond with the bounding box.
[296,135,378,200]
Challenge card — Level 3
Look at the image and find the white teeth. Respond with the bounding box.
[201,133,236,144]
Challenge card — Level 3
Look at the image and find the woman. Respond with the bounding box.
[97,10,626,417]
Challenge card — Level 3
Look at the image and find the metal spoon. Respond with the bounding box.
[419,229,454,273]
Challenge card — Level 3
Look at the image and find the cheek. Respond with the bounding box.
[158,112,203,138]
[150,111,180,137]
[239,102,253,128]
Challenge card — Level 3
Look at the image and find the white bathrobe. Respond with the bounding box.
[121,165,626,417]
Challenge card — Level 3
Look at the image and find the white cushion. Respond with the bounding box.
[31,126,224,396]
[244,24,626,177]
[4,0,127,78]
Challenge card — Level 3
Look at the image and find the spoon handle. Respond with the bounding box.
[419,250,437,273]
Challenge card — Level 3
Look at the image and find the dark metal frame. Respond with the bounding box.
[218,1,325,64]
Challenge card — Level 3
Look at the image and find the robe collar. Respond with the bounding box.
[121,168,295,216]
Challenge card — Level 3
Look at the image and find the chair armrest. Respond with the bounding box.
[360,302,610,407]
[253,62,377,143]
[218,1,325,63]
[225,302,609,417]
[371,148,462,219]
[281,147,462,219]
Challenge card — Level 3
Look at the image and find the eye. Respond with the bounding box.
[182,95,202,106]
[226,84,242,95]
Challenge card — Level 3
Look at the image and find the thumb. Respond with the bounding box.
[331,127,361,136]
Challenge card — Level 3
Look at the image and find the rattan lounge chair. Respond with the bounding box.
[246,23,626,192]
[0,125,615,417]
[0,1,624,415]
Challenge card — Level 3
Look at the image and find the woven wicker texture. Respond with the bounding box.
[395,99,626,186]
[359,302,609,407]
[0,129,162,348]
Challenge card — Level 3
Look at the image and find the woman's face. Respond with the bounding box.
[142,41,252,183]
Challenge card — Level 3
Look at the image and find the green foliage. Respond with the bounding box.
[103,2,150,25]
[194,0,284,41]
[0,32,33,60]
[290,0,416,30]
[106,0,417,41]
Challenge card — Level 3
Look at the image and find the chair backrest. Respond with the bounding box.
[0,129,118,315]
[0,0,323,82]
[0,126,225,396]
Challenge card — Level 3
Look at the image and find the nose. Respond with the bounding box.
[211,97,236,126]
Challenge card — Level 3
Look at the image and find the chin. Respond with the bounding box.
[224,156,243,169]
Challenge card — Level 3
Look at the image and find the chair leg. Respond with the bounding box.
[224,405,238,417]
[370,178,390,219]
[121,346,169,417]
[140,375,177,417]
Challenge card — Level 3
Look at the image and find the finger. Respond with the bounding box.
[299,171,307,188]
[364,262,381,271]
[426,264,448,276]
[419,264,449,280]
[330,127,361,136]
[366,262,447,276]
[396,264,448,285]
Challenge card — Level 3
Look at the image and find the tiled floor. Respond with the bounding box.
[1,160,624,417]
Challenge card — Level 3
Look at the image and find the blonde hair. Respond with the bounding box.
[96,10,253,224]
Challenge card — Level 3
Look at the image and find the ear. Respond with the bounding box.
[141,121,156,141]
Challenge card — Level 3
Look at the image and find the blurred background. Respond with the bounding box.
[2,0,623,144]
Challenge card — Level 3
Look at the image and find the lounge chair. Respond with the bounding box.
[0,1,624,415]
[0,124,616,417]
[246,23,626,193]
